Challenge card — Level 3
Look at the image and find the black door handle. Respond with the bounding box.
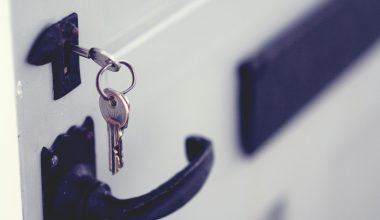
[41,117,214,220]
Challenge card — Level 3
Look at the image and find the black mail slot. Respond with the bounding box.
[239,0,380,154]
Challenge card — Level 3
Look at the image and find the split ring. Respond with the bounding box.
[96,60,136,100]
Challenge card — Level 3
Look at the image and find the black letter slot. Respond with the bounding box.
[239,0,380,155]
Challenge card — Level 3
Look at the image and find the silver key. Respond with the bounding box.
[71,45,121,71]
[99,88,130,174]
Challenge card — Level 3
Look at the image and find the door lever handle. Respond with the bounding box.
[41,117,214,220]
[85,137,213,220]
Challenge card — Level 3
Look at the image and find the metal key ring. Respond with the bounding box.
[96,60,136,100]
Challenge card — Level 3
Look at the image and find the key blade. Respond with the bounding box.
[115,130,124,168]
[108,123,120,174]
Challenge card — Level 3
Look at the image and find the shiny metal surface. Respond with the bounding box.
[99,88,130,174]
[96,61,136,100]
[71,45,121,71]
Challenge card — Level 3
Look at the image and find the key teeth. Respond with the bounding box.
[119,156,124,168]
[114,144,123,169]
[115,156,121,171]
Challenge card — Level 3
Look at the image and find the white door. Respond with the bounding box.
[6,0,380,219]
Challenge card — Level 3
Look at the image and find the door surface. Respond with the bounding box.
[9,0,380,219]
